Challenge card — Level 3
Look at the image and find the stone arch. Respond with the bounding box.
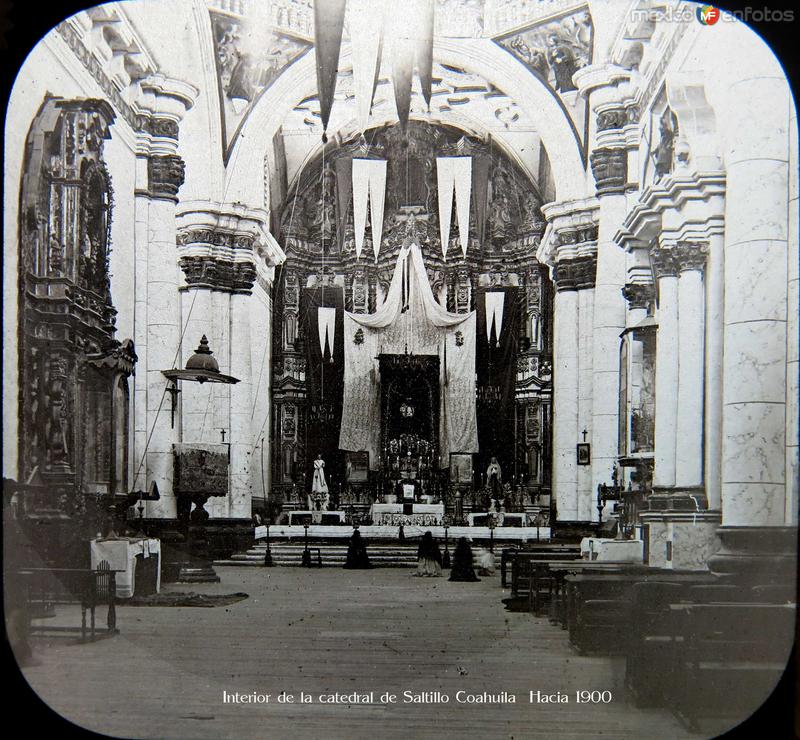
[224,40,588,212]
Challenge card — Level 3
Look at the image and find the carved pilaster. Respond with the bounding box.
[147,154,186,201]
[590,147,627,195]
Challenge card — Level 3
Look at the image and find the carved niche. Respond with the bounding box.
[18,97,136,500]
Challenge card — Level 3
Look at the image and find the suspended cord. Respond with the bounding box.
[132,288,198,489]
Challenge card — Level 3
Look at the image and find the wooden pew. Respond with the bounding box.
[668,602,795,733]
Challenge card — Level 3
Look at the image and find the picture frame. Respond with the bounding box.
[345,451,369,482]
[577,443,591,466]
[449,452,473,483]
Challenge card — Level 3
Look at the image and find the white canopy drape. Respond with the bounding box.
[339,243,479,467]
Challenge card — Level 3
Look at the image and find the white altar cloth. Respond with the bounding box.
[90,537,161,598]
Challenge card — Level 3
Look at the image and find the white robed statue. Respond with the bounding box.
[309,453,329,511]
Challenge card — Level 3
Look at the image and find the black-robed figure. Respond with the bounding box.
[415,531,443,577]
[343,529,372,569]
[448,537,480,582]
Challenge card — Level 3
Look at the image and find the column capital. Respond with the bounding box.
[538,197,599,268]
[135,73,198,158]
[553,255,597,292]
[622,282,655,310]
[673,242,709,272]
[176,202,286,293]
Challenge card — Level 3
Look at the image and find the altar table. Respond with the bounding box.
[90,537,161,598]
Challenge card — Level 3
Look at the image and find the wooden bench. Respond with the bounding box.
[668,602,795,733]
[20,565,121,642]
[510,550,581,597]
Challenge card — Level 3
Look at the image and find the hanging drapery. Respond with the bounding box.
[352,158,387,262]
[349,0,385,133]
[437,156,472,258]
[318,307,336,358]
[313,0,347,142]
[476,286,519,486]
[484,291,505,345]
[339,243,478,467]
[302,287,345,486]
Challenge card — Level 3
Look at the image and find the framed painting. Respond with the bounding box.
[449,452,473,484]
[345,451,369,482]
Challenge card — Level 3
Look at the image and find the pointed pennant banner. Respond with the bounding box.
[452,156,472,257]
[367,159,387,262]
[352,158,370,259]
[391,34,415,132]
[436,157,455,259]
[485,292,505,345]
[350,0,385,133]
[417,0,435,107]
[313,0,347,141]
[318,307,337,357]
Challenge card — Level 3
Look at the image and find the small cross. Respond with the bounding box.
[581,429,588,442]
[220,429,227,443]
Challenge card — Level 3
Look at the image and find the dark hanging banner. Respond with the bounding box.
[334,156,352,246]
[301,286,345,493]
[471,154,490,245]
[313,0,347,141]
[476,287,519,486]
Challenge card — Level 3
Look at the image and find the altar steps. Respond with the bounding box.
[214,542,421,568]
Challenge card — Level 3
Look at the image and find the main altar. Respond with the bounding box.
[269,121,554,529]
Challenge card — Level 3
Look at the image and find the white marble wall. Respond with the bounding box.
[787,100,799,526]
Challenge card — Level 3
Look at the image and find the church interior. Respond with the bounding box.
[3,1,798,737]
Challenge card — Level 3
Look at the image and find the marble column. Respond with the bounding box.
[229,291,254,519]
[132,76,196,518]
[588,99,630,503]
[704,232,725,511]
[576,286,595,521]
[675,246,707,489]
[651,251,679,489]
[144,169,184,518]
[786,100,798,526]
[721,76,790,527]
[553,287,579,520]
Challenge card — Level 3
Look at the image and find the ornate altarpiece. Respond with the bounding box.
[16,98,136,560]
[271,121,552,510]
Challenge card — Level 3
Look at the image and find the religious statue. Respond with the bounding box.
[486,457,502,506]
[546,33,579,92]
[309,453,329,511]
